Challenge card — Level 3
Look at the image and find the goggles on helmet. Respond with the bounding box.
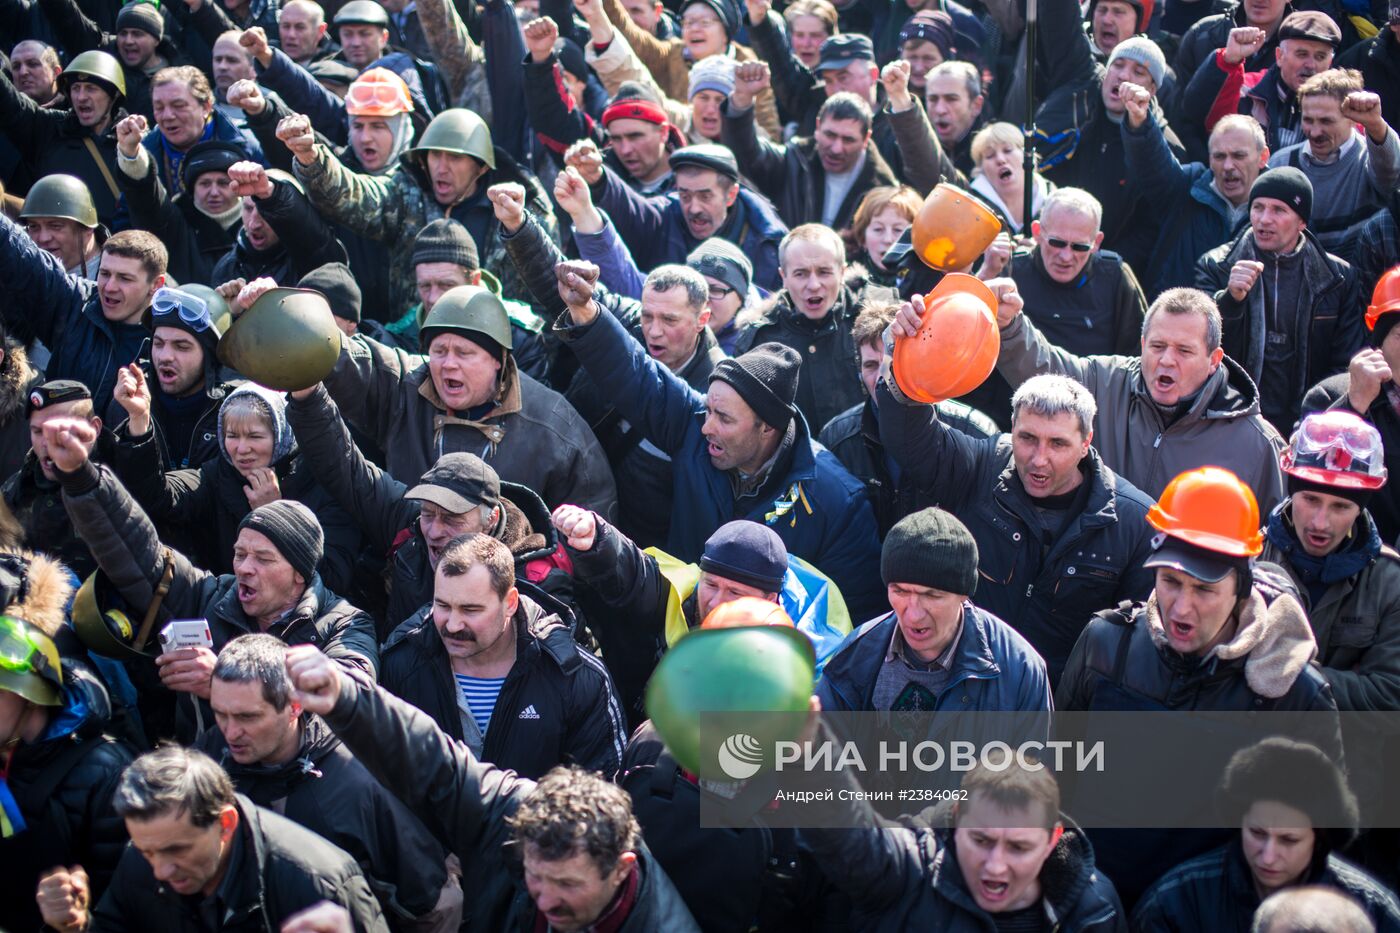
[1283,411,1388,490]
[346,70,414,116]
[0,615,55,680]
[150,287,214,333]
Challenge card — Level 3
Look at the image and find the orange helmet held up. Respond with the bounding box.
[1146,467,1265,558]
[701,596,794,630]
[891,273,1000,404]
[911,183,1001,272]
[346,68,414,117]
[1365,265,1400,332]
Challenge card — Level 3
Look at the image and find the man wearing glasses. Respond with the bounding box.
[1011,187,1148,358]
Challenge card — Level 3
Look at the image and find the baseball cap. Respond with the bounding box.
[405,453,501,514]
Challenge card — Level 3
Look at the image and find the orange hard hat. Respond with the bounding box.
[891,273,1000,404]
[1146,467,1264,558]
[346,67,414,117]
[701,596,794,630]
[1365,265,1400,331]
[911,183,1002,272]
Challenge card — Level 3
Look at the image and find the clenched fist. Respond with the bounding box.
[523,17,559,62]
[227,79,267,115]
[240,26,275,66]
[276,114,317,165]
[556,260,601,324]
[880,59,913,111]
[116,113,148,159]
[1223,26,1265,65]
[563,138,604,185]
[228,160,274,199]
[551,504,598,551]
[487,182,526,233]
[1227,259,1264,302]
[36,866,90,933]
[1118,80,1151,128]
[730,61,770,110]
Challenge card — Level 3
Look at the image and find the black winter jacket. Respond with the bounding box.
[1196,227,1361,431]
[722,100,901,232]
[734,272,898,433]
[379,591,626,779]
[104,358,233,473]
[819,396,998,536]
[283,383,577,634]
[1133,839,1400,932]
[116,158,239,286]
[210,176,350,287]
[1340,28,1400,131]
[91,794,388,932]
[0,653,136,933]
[320,667,701,933]
[1013,247,1147,358]
[201,716,449,920]
[1172,3,1286,108]
[1302,372,1400,545]
[877,380,1158,683]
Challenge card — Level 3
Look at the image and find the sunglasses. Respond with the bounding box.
[150,287,214,332]
[1045,236,1094,253]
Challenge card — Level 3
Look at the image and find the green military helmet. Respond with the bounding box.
[71,571,159,661]
[420,284,513,352]
[218,287,341,391]
[60,49,127,102]
[406,109,495,171]
[333,0,390,27]
[0,614,64,706]
[646,625,816,779]
[20,174,99,228]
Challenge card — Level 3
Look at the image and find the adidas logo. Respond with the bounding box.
[518,705,541,720]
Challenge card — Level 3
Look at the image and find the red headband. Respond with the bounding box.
[602,99,669,128]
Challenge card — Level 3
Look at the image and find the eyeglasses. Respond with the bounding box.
[1044,236,1095,253]
[707,284,735,301]
[681,14,721,28]
[150,287,213,332]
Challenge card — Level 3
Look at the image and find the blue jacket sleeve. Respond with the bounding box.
[874,379,998,504]
[556,303,705,457]
[1122,117,1193,199]
[1038,0,1098,89]
[0,212,88,348]
[805,471,885,624]
[590,167,669,268]
[483,0,531,163]
[257,47,349,146]
[574,214,647,299]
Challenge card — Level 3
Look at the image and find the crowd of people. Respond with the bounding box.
[4,0,1400,927]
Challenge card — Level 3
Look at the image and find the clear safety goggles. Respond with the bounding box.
[150,287,213,332]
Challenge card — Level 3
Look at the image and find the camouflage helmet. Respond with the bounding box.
[405,109,495,170]
[20,174,99,228]
[419,285,513,353]
[0,614,64,706]
[60,50,127,102]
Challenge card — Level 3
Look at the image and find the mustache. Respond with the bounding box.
[441,628,477,643]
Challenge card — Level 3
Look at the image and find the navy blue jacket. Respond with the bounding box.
[0,213,147,413]
[557,306,886,620]
[590,166,788,292]
[815,605,1052,714]
[140,108,265,199]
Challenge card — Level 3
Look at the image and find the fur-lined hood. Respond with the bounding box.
[0,342,35,425]
[1144,588,1317,699]
[0,548,75,638]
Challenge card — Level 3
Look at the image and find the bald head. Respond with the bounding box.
[11,40,61,103]
[1253,887,1375,933]
[279,0,327,63]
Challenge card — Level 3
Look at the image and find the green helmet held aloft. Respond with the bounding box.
[60,50,127,101]
[407,109,495,170]
[420,285,513,352]
[0,614,64,706]
[218,288,341,391]
[20,174,99,228]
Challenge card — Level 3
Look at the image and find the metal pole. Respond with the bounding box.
[1022,0,1037,232]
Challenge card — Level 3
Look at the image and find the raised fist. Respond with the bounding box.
[1118,80,1151,128]
[227,78,267,115]
[228,160,273,198]
[563,138,604,185]
[551,504,598,551]
[487,182,526,233]
[276,113,317,164]
[240,26,274,66]
[116,113,148,158]
[730,61,770,109]
[1227,259,1264,302]
[1223,26,1265,65]
[523,17,559,62]
[880,59,913,110]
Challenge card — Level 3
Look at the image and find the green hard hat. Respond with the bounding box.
[0,614,64,706]
[20,174,99,228]
[646,625,816,779]
[218,287,340,391]
[420,284,513,352]
[406,109,495,170]
[71,571,158,662]
[60,50,127,101]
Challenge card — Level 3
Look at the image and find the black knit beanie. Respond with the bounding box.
[710,343,801,431]
[1249,167,1313,224]
[116,1,164,40]
[1287,474,1374,510]
[299,263,362,324]
[238,500,324,583]
[881,507,979,596]
[412,218,480,271]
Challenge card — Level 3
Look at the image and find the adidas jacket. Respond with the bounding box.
[379,589,627,779]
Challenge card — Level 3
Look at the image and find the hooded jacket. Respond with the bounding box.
[321,330,618,517]
[995,310,1286,513]
[1264,504,1400,712]
[321,666,700,933]
[116,149,240,286]
[1196,227,1361,431]
[379,590,627,779]
[110,384,362,594]
[1133,838,1400,932]
[91,794,388,932]
[0,212,148,415]
[284,383,576,633]
[201,716,449,921]
[734,270,898,433]
[0,551,136,933]
[4,432,119,582]
[876,379,1157,684]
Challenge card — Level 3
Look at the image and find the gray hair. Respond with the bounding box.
[113,746,235,828]
[1142,288,1222,353]
[926,60,981,101]
[213,633,292,710]
[1252,887,1376,933]
[1041,187,1102,231]
[1011,374,1097,437]
[1210,114,1266,153]
[643,264,709,312]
